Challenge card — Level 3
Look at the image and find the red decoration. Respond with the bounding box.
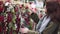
[16,14,20,34]
[20,5,22,9]
[15,7,18,12]
[29,2,33,4]
[0,26,2,32]
[0,1,4,12]
[25,6,29,9]
[0,1,3,5]
[0,7,4,12]
[0,15,4,22]
[7,12,13,23]
[24,17,30,25]
[10,27,12,34]
[4,26,7,34]
[6,0,11,3]
[20,4,24,9]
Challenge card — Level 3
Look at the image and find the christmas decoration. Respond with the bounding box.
[0,0,45,34]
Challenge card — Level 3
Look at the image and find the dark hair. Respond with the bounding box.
[46,1,60,23]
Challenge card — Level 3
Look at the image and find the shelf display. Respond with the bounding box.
[0,0,45,34]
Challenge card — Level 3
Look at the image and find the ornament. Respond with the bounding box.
[29,2,33,4]
[25,6,28,9]
[20,4,23,9]
[14,7,18,12]
[7,12,13,23]
[0,1,3,5]
[0,26,2,32]
[0,15,4,22]
[0,1,4,13]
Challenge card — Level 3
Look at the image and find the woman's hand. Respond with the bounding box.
[20,27,29,33]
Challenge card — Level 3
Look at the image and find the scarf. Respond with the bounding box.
[36,16,51,34]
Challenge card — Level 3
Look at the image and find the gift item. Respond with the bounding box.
[0,0,45,34]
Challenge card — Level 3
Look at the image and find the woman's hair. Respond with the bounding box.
[46,1,60,23]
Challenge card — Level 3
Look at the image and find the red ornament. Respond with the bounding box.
[0,1,3,5]
[0,15,4,22]
[0,7,4,12]
[4,26,7,34]
[16,17,20,34]
[10,27,12,34]
[16,17,20,24]
[7,12,13,23]
[20,5,22,9]
[0,26,2,32]
[24,17,30,25]
[0,1,4,12]
[29,2,33,4]
[0,15,4,33]
[20,4,24,9]
[15,7,18,12]
[25,6,29,9]
[6,0,11,3]
[20,6,22,9]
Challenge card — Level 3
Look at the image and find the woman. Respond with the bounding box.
[20,0,60,34]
